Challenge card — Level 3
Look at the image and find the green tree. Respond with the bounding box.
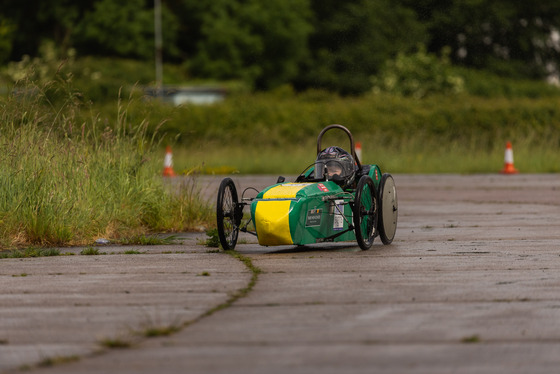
[1,0,92,60]
[0,18,16,63]
[182,0,312,90]
[401,0,560,78]
[295,0,427,95]
[73,0,164,59]
[2,0,180,61]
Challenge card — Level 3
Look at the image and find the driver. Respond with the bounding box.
[325,163,343,178]
[315,146,358,188]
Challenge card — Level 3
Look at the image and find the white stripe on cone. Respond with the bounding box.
[163,146,176,177]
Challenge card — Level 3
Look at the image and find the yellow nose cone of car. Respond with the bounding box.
[254,183,309,246]
[254,200,293,245]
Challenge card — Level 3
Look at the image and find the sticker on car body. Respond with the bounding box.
[333,200,344,230]
[305,209,322,227]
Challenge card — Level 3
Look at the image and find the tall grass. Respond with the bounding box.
[0,78,212,248]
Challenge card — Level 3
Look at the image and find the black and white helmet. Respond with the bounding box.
[315,146,357,187]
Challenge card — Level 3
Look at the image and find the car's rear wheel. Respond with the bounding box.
[378,173,398,244]
[216,178,240,250]
[353,175,378,250]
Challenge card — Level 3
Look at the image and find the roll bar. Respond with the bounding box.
[316,124,362,170]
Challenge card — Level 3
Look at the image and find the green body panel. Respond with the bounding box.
[289,183,355,245]
[365,164,382,189]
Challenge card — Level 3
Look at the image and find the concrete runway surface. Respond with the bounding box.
[1,174,559,373]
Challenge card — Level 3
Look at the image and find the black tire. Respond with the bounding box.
[353,175,378,250]
[216,178,240,250]
[378,173,398,245]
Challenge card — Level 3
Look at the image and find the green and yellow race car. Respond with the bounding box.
[216,124,398,250]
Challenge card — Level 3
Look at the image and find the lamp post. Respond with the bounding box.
[154,0,163,98]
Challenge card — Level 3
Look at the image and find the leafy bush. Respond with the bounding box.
[0,43,191,104]
[371,46,464,98]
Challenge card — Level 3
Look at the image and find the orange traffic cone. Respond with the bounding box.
[500,141,518,174]
[163,146,176,177]
[355,141,362,162]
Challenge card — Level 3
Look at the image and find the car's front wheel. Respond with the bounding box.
[216,178,240,250]
[353,175,378,250]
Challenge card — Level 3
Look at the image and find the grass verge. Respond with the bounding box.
[0,248,61,258]
[172,133,560,175]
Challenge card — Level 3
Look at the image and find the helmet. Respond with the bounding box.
[315,146,357,187]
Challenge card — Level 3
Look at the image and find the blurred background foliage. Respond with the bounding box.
[1,0,560,94]
[1,0,560,175]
